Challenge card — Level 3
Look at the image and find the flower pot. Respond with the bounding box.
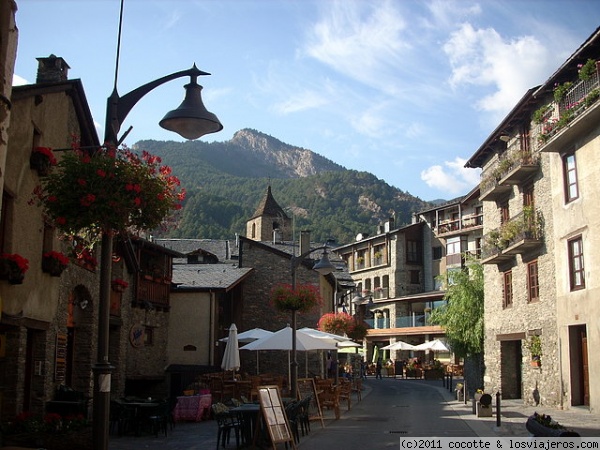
[525,416,580,437]
[0,260,10,280]
[8,271,24,284]
[530,359,541,368]
[30,151,52,176]
[42,257,65,277]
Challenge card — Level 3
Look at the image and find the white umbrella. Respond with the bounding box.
[298,327,352,343]
[220,328,274,374]
[413,339,449,352]
[240,325,339,351]
[381,340,415,351]
[221,323,240,377]
[337,340,362,348]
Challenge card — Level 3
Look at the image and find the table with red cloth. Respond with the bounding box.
[173,394,212,422]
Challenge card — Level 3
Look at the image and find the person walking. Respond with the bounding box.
[375,358,383,379]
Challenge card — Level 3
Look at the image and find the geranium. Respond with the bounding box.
[32,146,58,165]
[317,312,353,335]
[346,321,369,341]
[33,144,186,243]
[0,253,29,274]
[43,251,70,268]
[270,284,322,312]
[112,278,129,289]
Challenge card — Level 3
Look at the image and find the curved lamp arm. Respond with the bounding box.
[104,64,210,145]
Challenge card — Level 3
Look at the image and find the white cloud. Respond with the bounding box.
[420,157,480,195]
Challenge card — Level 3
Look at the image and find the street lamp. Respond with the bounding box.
[290,246,335,399]
[93,64,221,450]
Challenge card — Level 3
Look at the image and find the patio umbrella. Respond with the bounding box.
[298,327,352,343]
[240,325,339,352]
[221,323,240,377]
[337,340,362,348]
[381,340,415,351]
[220,327,274,374]
[413,339,449,352]
[372,345,380,364]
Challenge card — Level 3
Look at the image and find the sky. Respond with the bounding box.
[13,0,600,201]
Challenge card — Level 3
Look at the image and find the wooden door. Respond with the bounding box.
[582,332,589,406]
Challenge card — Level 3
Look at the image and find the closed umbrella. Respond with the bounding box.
[372,345,380,364]
[221,323,240,378]
[220,327,273,374]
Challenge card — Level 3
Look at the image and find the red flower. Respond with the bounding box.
[43,251,70,267]
[317,312,354,335]
[0,253,29,273]
[32,147,57,165]
[270,284,322,312]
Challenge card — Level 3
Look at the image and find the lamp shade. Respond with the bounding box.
[159,80,223,139]
[312,252,335,275]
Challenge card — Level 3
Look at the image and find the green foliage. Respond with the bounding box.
[429,255,484,357]
[525,335,542,359]
[138,134,431,244]
[578,59,597,81]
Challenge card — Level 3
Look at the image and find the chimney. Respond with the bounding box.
[299,230,311,257]
[36,55,70,83]
[385,217,395,232]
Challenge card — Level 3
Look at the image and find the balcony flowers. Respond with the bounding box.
[33,144,186,243]
[317,312,354,335]
[111,278,129,293]
[0,253,29,284]
[346,321,368,342]
[270,284,322,312]
[42,251,69,277]
[30,147,57,176]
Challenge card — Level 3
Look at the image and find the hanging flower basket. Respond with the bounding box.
[270,284,322,312]
[0,253,29,284]
[42,251,69,276]
[317,312,354,335]
[111,278,129,292]
[32,144,185,243]
[30,147,57,176]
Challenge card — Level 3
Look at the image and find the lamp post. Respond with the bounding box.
[92,64,221,450]
[289,246,335,399]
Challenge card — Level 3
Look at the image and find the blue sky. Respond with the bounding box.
[14,0,599,201]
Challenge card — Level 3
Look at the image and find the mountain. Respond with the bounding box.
[135,129,432,245]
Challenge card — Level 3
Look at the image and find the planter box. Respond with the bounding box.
[424,369,444,380]
[525,416,580,437]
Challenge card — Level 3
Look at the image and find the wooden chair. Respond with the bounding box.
[352,377,362,402]
[338,379,352,411]
[318,385,340,420]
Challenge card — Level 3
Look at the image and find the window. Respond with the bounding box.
[500,202,510,225]
[0,191,14,252]
[432,246,443,260]
[406,240,420,263]
[527,261,539,302]
[568,236,585,291]
[563,154,579,203]
[503,270,513,308]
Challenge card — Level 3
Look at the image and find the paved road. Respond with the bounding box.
[109,377,600,450]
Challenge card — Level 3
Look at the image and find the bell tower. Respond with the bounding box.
[246,185,292,242]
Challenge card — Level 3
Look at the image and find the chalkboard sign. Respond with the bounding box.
[297,378,324,427]
[257,385,295,448]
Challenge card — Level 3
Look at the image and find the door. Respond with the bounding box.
[582,332,589,406]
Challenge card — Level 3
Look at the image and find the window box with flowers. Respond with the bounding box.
[42,251,69,277]
[30,146,57,176]
[0,253,29,284]
[111,278,129,293]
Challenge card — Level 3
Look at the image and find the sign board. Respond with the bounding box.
[297,378,324,427]
[257,385,295,449]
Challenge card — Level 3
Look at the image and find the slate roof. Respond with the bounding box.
[249,185,289,220]
[172,263,253,291]
[153,238,236,262]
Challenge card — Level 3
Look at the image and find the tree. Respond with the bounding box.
[429,255,484,393]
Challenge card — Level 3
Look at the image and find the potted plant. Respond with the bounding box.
[42,251,69,276]
[526,335,542,367]
[554,81,573,103]
[30,146,57,176]
[111,278,129,293]
[346,321,368,342]
[317,312,354,335]
[578,58,597,82]
[0,253,30,284]
[270,284,322,312]
[526,412,579,437]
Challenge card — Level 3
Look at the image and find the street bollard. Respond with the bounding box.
[449,373,453,392]
[496,392,501,427]
[464,380,468,405]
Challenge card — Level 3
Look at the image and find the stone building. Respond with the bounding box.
[465,27,600,411]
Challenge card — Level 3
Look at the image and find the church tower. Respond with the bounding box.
[246,185,292,242]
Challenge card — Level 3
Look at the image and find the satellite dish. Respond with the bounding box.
[356,233,364,241]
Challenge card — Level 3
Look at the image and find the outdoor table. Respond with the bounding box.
[173,394,212,422]
[230,403,263,447]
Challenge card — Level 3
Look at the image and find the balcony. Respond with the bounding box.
[373,287,389,300]
[534,61,600,152]
[135,274,171,310]
[481,209,543,265]
[365,313,427,329]
[480,140,540,201]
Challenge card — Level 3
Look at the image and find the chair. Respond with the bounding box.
[210,376,235,403]
[296,396,311,436]
[109,400,134,436]
[284,400,300,444]
[318,385,340,419]
[352,378,363,402]
[212,403,244,449]
[338,379,352,411]
[139,401,170,437]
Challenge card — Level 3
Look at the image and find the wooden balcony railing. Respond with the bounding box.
[135,275,170,309]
